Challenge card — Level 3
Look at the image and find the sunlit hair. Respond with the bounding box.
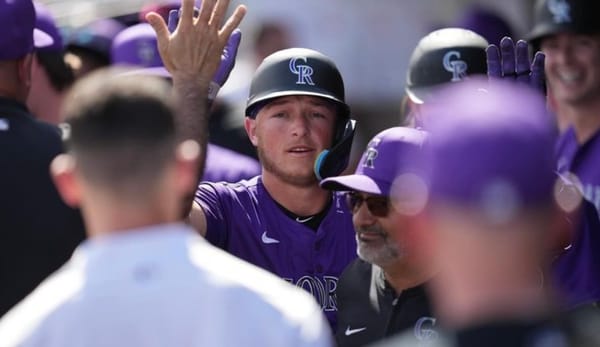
[61,67,178,195]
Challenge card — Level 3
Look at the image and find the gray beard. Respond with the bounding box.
[356,227,402,267]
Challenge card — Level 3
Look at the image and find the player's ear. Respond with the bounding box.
[175,140,201,195]
[50,154,81,208]
[244,117,258,146]
[17,54,34,89]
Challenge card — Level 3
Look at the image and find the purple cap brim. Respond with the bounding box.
[34,28,54,49]
[321,174,391,196]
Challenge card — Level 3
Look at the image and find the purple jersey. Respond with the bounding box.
[553,126,600,306]
[195,176,357,329]
[202,144,261,183]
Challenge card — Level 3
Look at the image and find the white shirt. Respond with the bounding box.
[0,223,332,347]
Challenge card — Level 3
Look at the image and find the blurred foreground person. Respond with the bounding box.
[0,68,331,347]
[375,78,600,346]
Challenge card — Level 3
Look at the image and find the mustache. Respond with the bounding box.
[356,226,387,237]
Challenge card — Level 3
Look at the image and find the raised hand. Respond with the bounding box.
[147,0,246,87]
[486,37,546,94]
[166,5,242,99]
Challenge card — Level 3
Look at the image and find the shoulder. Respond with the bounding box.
[188,238,329,333]
[0,261,82,345]
[204,144,261,183]
[198,176,261,195]
[196,177,262,208]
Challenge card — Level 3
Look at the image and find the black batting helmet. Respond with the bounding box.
[245,48,349,118]
[528,0,600,46]
[406,28,488,104]
[245,47,356,181]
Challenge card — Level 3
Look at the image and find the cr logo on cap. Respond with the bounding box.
[443,51,468,82]
[548,0,571,24]
[289,57,315,86]
[363,138,382,169]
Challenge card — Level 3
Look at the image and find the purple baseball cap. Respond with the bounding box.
[34,1,63,52]
[111,23,170,78]
[421,77,557,221]
[0,0,53,60]
[320,127,427,196]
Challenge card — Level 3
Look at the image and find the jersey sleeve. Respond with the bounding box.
[194,182,231,248]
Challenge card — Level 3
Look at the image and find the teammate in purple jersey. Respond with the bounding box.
[191,47,358,330]
[528,0,600,307]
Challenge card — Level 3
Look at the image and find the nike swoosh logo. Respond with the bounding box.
[345,326,367,336]
[261,231,280,244]
[295,216,314,223]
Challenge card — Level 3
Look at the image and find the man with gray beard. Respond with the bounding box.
[320,127,438,347]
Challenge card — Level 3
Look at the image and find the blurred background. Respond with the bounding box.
[39,0,537,163]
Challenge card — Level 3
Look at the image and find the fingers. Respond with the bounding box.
[219,5,247,39]
[530,51,546,93]
[486,44,502,79]
[515,40,531,83]
[210,0,230,27]
[225,29,242,58]
[168,9,179,33]
[197,0,217,26]
[500,37,516,77]
[179,0,195,28]
[146,12,169,45]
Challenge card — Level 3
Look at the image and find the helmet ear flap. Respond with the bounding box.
[314,119,356,181]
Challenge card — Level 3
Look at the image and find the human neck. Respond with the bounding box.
[381,259,435,294]
[261,171,330,216]
[563,99,600,144]
[82,198,179,238]
[28,86,64,125]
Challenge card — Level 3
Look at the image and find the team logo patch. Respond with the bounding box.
[137,40,156,66]
[443,50,468,82]
[548,0,571,23]
[362,138,382,169]
[414,317,438,342]
[289,57,315,85]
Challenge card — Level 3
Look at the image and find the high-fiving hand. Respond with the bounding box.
[146,0,246,88]
[486,37,546,94]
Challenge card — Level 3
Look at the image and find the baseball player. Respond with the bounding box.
[375,78,600,347]
[320,127,437,347]
[0,0,85,317]
[528,0,600,308]
[27,2,75,125]
[0,68,332,347]
[190,47,358,330]
[403,27,545,127]
[147,0,358,331]
[403,27,489,126]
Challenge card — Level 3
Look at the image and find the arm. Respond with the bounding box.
[189,202,208,237]
[147,0,246,226]
[147,0,246,171]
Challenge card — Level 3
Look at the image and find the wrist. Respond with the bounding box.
[172,74,210,98]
